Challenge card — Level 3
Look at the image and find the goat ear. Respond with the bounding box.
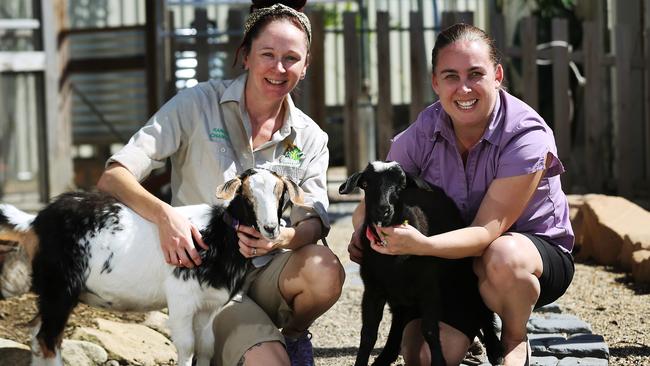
[405,173,432,191]
[281,177,306,206]
[215,177,242,200]
[338,172,362,194]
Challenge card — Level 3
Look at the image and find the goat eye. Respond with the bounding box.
[360,182,367,189]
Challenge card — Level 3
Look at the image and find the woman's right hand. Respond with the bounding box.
[157,204,207,268]
[348,227,363,264]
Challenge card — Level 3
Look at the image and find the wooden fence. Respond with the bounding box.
[490,14,650,199]
[325,10,650,199]
[158,5,649,200]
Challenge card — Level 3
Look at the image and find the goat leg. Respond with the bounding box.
[355,288,387,366]
[372,306,412,366]
[420,301,445,366]
[479,307,504,365]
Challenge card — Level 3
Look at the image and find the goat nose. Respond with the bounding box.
[263,224,277,233]
[376,206,391,219]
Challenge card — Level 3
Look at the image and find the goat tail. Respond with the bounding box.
[0,203,36,238]
[0,203,37,299]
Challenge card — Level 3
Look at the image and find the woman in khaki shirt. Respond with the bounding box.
[97,1,343,365]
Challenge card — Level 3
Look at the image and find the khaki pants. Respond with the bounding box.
[212,251,293,366]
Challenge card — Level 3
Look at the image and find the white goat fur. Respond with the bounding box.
[0,169,297,366]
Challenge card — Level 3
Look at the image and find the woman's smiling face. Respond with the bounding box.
[244,19,309,102]
[431,39,503,129]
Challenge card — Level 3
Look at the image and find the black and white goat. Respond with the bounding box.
[0,168,307,366]
[339,161,502,366]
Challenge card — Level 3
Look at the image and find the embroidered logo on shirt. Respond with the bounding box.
[284,143,304,161]
[277,142,304,167]
[209,128,229,142]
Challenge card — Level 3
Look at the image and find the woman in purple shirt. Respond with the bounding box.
[348,24,574,366]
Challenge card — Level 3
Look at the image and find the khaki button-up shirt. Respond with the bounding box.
[108,72,330,234]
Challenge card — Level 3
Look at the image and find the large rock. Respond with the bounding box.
[0,338,30,366]
[0,244,32,299]
[61,339,108,366]
[72,318,176,366]
[580,195,650,266]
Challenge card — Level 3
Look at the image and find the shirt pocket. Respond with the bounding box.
[209,142,238,179]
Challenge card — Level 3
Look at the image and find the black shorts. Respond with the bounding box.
[441,234,574,340]
[522,233,575,309]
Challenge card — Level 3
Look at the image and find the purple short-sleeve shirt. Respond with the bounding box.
[387,90,574,252]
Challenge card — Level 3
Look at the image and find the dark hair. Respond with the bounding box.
[431,23,500,73]
[234,0,309,67]
[250,0,305,12]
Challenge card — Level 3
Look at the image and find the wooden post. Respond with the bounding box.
[645,0,650,182]
[376,11,393,160]
[145,0,164,116]
[194,7,210,83]
[583,20,605,192]
[343,12,361,174]
[166,10,177,102]
[40,0,73,199]
[551,19,570,172]
[521,16,538,112]
[301,9,326,128]
[441,11,474,28]
[490,13,506,59]
[615,24,633,197]
[223,9,245,80]
[409,11,428,123]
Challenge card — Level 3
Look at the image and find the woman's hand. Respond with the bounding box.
[236,225,283,258]
[369,223,428,256]
[157,205,208,268]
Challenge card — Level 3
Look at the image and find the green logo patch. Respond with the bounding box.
[209,128,229,141]
[283,143,304,162]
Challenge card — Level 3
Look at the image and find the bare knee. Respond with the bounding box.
[401,320,429,365]
[243,341,289,366]
[479,236,527,289]
[285,245,345,302]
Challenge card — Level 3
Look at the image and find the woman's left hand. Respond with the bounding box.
[236,224,278,258]
[369,223,427,256]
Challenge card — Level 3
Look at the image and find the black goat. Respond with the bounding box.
[339,161,502,366]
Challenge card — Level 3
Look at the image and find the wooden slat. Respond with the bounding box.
[552,19,570,162]
[194,7,210,83]
[63,56,146,74]
[521,16,538,111]
[343,11,360,174]
[582,21,605,192]
[490,14,506,60]
[645,1,650,181]
[646,24,650,181]
[376,11,393,160]
[409,11,427,123]
[615,24,633,197]
[0,52,45,72]
[305,9,326,128]
[0,19,40,30]
[42,0,73,199]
